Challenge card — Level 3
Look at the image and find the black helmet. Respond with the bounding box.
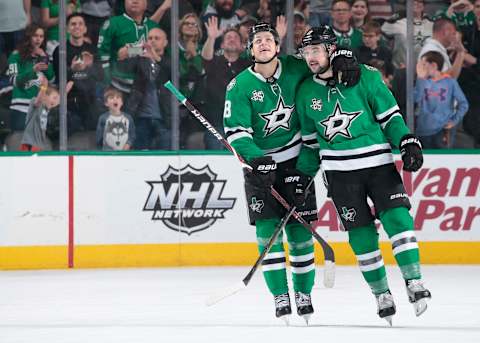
[301,26,337,50]
[248,22,280,51]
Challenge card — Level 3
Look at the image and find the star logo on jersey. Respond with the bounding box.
[251,90,264,102]
[310,98,323,111]
[259,96,294,136]
[319,100,362,141]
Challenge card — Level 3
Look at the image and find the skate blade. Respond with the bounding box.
[301,314,312,325]
[414,298,428,317]
[384,315,393,326]
[279,315,291,326]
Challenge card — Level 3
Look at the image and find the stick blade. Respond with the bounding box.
[205,281,247,307]
[323,260,336,288]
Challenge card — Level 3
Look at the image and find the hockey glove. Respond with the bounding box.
[330,48,361,87]
[284,169,313,207]
[400,134,424,172]
[246,156,277,190]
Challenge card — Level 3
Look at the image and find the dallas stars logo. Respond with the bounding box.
[259,96,294,137]
[341,207,356,222]
[249,197,264,213]
[319,100,362,141]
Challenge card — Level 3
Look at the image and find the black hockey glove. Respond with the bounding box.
[283,169,313,207]
[400,134,424,172]
[330,48,361,87]
[246,156,277,190]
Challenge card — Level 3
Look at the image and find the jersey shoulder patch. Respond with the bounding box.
[364,64,378,72]
[226,78,236,91]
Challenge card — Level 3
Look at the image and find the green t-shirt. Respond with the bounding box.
[223,55,311,162]
[295,64,410,176]
[41,0,82,41]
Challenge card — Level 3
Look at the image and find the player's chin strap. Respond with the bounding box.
[252,50,279,65]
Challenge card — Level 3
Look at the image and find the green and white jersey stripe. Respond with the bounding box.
[296,64,410,174]
[224,55,311,163]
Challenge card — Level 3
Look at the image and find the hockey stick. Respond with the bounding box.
[164,81,335,288]
[205,204,296,306]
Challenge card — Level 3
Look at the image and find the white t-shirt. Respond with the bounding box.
[418,38,452,72]
[0,2,27,32]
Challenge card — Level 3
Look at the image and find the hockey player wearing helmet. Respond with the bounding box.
[295,26,431,325]
[223,21,361,324]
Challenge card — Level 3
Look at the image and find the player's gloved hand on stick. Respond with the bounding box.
[246,156,277,190]
[283,168,313,207]
[400,134,423,172]
[330,48,361,87]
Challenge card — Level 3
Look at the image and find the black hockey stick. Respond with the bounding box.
[206,204,296,306]
[164,81,335,288]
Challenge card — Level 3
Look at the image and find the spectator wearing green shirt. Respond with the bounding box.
[6,24,55,133]
[40,0,81,56]
[330,0,363,49]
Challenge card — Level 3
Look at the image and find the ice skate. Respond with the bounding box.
[274,293,292,325]
[295,292,314,324]
[375,290,396,326]
[406,279,431,317]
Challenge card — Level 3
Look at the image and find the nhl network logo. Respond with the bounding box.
[143,165,236,235]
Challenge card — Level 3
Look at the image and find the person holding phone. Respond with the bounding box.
[6,24,55,135]
[53,13,103,135]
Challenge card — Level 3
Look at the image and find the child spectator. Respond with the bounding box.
[356,21,394,77]
[96,87,135,150]
[20,76,61,151]
[415,51,469,148]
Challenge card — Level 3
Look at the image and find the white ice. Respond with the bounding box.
[1,265,479,343]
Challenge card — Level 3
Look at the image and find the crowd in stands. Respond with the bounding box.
[0,0,479,151]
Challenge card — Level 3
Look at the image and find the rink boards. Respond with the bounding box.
[0,151,479,269]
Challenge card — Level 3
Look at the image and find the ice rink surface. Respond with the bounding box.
[0,265,479,343]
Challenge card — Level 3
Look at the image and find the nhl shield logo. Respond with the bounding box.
[143,165,236,235]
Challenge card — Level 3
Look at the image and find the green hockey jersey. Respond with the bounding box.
[6,51,55,114]
[296,64,410,176]
[223,55,310,163]
[332,27,363,50]
[97,13,158,92]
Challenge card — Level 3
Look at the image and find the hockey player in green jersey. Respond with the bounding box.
[295,26,431,325]
[223,22,361,323]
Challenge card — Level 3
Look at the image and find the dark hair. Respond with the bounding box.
[367,58,386,74]
[362,20,381,35]
[422,51,444,71]
[331,0,352,9]
[17,24,46,61]
[433,18,456,33]
[67,12,86,24]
